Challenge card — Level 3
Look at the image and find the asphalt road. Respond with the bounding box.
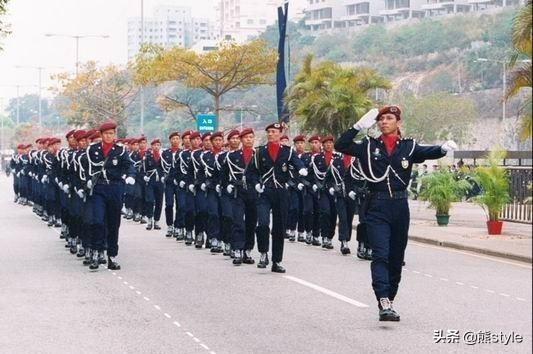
[0,175,531,354]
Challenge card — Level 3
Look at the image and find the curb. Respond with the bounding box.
[409,235,532,264]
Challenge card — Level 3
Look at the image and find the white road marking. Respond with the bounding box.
[136,290,141,295]
[470,285,479,289]
[439,278,449,282]
[485,289,495,294]
[516,297,526,302]
[193,337,200,343]
[186,332,194,337]
[154,305,161,310]
[411,241,532,269]
[129,286,135,290]
[423,274,433,278]
[164,313,171,319]
[112,272,117,276]
[283,275,369,308]
[173,321,181,327]
[143,296,150,301]
[200,344,209,350]
[123,281,128,285]
[499,293,510,297]
[412,270,421,274]
[455,282,464,286]
[118,276,123,280]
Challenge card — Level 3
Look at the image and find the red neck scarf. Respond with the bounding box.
[381,134,400,156]
[243,147,254,165]
[212,148,222,155]
[102,142,114,158]
[343,155,353,169]
[140,149,147,158]
[268,142,280,162]
[324,151,333,166]
[171,146,180,153]
[153,149,160,162]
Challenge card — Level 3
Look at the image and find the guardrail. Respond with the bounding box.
[501,166,532,224]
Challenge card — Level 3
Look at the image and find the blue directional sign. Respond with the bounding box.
[197,114,218,133]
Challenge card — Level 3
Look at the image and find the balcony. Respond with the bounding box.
[379,7,411,15]
[305,18,333,26]
[467,0,492,3]
[422,1,456,9]
[340,13,370,21]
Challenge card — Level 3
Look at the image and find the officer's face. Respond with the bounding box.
[203,139,212,150]
[241,133,254,148]
[281,138,289,146]
[267,128,281,143]
[191,137,201,149]
[152,143,161,151]
[131,142,139,151]
[212,137,223,150]
[170,136,181,148]
[310,140,322,153]
[68,136,78,148]
[78,139,88,149]
[229,136,241,150]
[378,114,401,135]
[323,141,334,152]
[102,129,116,144]
[294,141,305,152]
[182,136,191,148]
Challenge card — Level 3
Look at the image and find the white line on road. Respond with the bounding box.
[164,313,171,318]
[470,285,479,289]
[516,297,526,301]
[439,278,449,282]
[118,276,123,280]
[283,275,369,308]
[129,285,135,290]
[455,282,464,286]
[423,274,433,278]
[200,344,209,350]
[143,296,150,301]
[123,281,128,285]
[136,290,141,295]
[485,290,495,294]
[193,337,200,343]
[412,270,421,274]
[186,332,194,337]
[173,321,181,327]
[112,272,117,276]
[154,305,161,310]
[499,293,510,297]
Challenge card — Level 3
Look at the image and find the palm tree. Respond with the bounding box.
[507,0,532,140]
[286,55,391,137]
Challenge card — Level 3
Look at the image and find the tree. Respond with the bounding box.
[286,55,391,137]
[399,93,478,145]
[507,0,532,140]
[54,62,137,136]
[134,40,278,119]
[0,0,10,51]
[6,94,50,124]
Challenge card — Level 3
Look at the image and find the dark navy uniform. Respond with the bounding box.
[161,147,180,236]
[142,148,164,229]
[335,127,446,303]
[247,142,305,271]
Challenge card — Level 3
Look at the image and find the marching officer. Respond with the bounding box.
[307,135,323,246]
[143,139,165,231]
[161,132,181,238]
[86,120,136,271]
[137,136,149,224]
[285,135,306,242]
[188,132,208,248]
[247,122,306,273]
[335,106,457,321]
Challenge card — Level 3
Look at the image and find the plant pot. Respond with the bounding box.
[487,220,503,235]
[436,214,450,226]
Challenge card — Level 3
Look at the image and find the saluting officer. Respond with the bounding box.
[86,120,136,271]
[335,106,457,321]
[247,123,306,273]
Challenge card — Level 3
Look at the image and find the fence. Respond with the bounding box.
[501,166,532,223]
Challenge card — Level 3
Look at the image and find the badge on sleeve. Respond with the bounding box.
[112,158,118,166]
[401,159,409,169]
[282,163,288,172]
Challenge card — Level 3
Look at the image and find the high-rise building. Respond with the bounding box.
[127,5,219,60]
[216,0,283,43]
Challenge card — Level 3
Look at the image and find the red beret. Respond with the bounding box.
[181,130,192,139]
[201,132,212,141]
[239,128,254,138]
[265,122,283,132]
[280,135,289,141]
[48,138,61,145]
[377,105,402,120]
[25,143,33,149]
[74,130,87,141]
[65,129,76,139]
[99,120,118,132]
[210,132,224,140]
[169,131,180,140]
[321,135,334,144]
[227,129,240,140]
[190,131,201,140]
[308,135,321,143]
[35,138,41,144]
[293,135,306,143]
[87,130,101,141]
[138,135,147,142]
[17,144,24,149]
[151,138,161,145]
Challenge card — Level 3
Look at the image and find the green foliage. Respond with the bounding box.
[286,55,391,136]
[419,170,471,215]
[474,150,511,221]
[399,92,477,144]
[0,0,10,50]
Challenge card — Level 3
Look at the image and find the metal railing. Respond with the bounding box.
[501,166,532,223]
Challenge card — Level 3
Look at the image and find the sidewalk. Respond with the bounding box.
[408,200,532,263]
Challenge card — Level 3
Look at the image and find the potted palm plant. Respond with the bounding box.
[419,169,471,226]
[474,150,511,235]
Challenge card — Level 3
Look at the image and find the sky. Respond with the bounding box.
[0,0,217,106]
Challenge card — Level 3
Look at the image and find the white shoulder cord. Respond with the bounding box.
[311,154,327,182]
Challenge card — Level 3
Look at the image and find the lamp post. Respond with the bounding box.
[44,33,110,76]
[140,0,145,134]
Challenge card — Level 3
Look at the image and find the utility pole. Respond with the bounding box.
[140,0,145,134]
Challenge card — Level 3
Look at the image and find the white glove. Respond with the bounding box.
[125,177,135,185]
[312,184,318,192]
[16,172,20,177]
[179,181,186,188]
[121,174,126,180]
[62,184,70,193]
[354,108,379,130]
[77,189,85,199]
[87,180,93,190]
[173,179,178,186]
[54,177,58,184]
[143,176,150,182]
[161,176,165,184]
[298,168,308,177]
[297,183,304,191]
[58,181,64,188]
[41,175,48,183]
[226,185,234,194]
[329,187,335,196]
[441,140,458,154]
[200,183,207,192]
[255,183,264,194]
[348,191,357,200]
[188,184,195,193]
[216,184,222,194]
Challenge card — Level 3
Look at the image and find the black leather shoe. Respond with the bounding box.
[312,237,321,246]
[378,298,400,322]
[340,241,351,255]
[98,253,107,265]
[195,233,204,249]
[89,252,100,270]
[271,262,286,273]
[364,249,373,261]
[107,257,121,270]
[154,222,161,230]
[243,250,255,264]
[76,248,86,258]
[297,233,306,243]
[356,243,366,259]
[325,239,334,250]
[233,250,243,265]
[289,234,296,242]
[257,253,269,268]
[69,243,77,254]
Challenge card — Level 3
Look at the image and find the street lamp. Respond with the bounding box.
[474,58,532,120]
[44,33,110,76]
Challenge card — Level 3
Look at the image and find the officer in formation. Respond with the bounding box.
[335,106,457,322]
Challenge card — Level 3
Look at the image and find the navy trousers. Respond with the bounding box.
[256,188,289,263]
[91,183,124,257]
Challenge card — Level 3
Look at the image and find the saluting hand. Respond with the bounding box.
[441,140,458,154]
[354,108,379,131]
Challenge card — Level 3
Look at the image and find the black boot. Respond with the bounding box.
[325,238,334,250]
[195,232,204,249]
[243,250,255,264]
[98,252,107,265]
[233,250,243,265]
[166,226,174,238]
[146,218,153,230]
[340,241,351,255]
[76,246,86,258]
[271,262,286,273]
[154,221,161,230]
[83,249,92,266]
[312,236,321,246]
[378,298,400,322]
[69,239,78,254]
[185,231,193,245]
[357,242,366,259]
[297,232,306,243]
[364,248,373,261]
[108,256,121,270]
[257,253,269,269]
[89,251,100,270]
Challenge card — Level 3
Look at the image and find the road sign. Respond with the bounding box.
[197,114,218,133]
